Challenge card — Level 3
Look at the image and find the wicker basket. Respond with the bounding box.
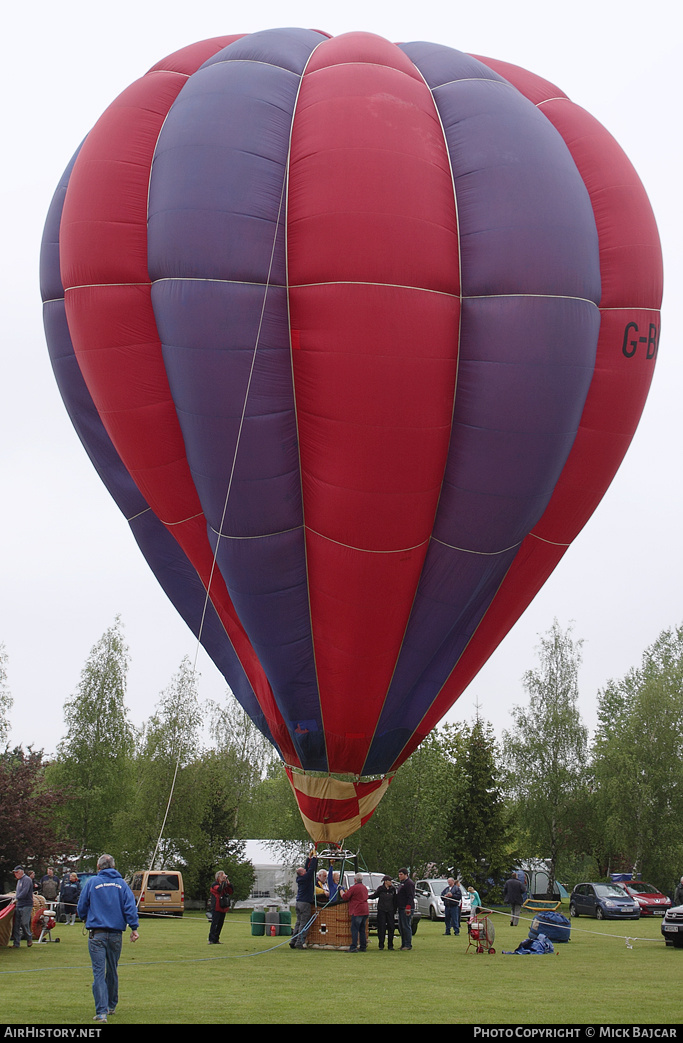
[0,898,15,948]
[306,902,366,949]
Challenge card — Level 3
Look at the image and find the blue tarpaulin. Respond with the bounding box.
[528,911,571,943]
[503,933,556,955]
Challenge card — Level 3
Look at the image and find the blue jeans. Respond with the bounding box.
[350,915,368,951]
[88,930,122,1016]
[445,903,461,934]
[12,906,33,946]
[398,908,413,949]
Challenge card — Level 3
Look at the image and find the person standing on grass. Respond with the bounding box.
[369,876,398,950]
[503,872,526,926]
[208,870,234,944]
[467,885,482,917]
[77,853,139,1024]
[396,868,415,950]
[340,873,370,952]
[40,868,61,902]
[441,878,463,936]
[674,876,683,907]
[290,852,318,949]
[11,867,34,948]
[60,872,81,925]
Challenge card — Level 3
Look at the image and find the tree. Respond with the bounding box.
[188,818,255,905]
[46,617,135,865]
[503,620,589,896]
[145,656,203,767]
[246,761,310,843]
[160,722,266,901]
[0,643,12,748]
[349,725,467,875]
[447,717,515,900]
[118,656,204,871]
[0,747,71,885]
[182,751,241,898]
[591,624,683,889]
[207,692,277,835]
[218,841,255,904]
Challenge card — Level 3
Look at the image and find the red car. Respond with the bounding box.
[621,881,671,916]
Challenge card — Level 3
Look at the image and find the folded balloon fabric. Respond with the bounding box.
[502,934,556,955]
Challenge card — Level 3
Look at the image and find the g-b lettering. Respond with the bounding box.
[622,320,659,359]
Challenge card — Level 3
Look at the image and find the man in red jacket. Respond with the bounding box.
[340,874,369,952]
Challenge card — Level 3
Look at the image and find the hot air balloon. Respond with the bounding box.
[40,28,662,843]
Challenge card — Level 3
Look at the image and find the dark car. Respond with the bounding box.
[621,881,671,917]
[569,882,640,920]
[661,904,683,947]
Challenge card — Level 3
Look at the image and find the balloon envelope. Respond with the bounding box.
[41,29,662,841]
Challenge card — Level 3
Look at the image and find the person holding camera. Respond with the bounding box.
[208,870,234,945]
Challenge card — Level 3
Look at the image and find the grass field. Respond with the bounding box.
[1,906,680,1025]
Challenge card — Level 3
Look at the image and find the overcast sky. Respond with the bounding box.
[2,0,679,756]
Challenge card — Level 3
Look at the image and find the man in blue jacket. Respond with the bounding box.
[290,852,318,949]
[441,877,463,936]
[77,854,139,1023]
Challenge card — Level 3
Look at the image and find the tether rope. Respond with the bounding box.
[476,904,661,947]
[1,899,664,980]
[142,57,293,876]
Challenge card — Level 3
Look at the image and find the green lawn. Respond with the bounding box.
[1,907,680,1024]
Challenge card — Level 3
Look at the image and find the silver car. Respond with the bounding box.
[415,879,472,921]
[661,904,683,947]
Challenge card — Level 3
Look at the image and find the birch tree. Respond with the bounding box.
[503,620,589,895]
